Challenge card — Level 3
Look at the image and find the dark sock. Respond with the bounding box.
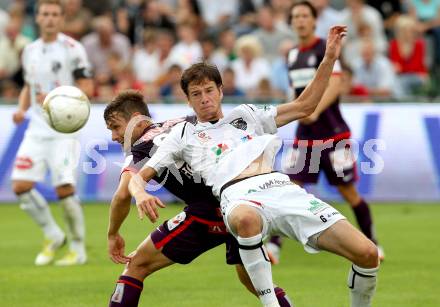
[275,287,294,307]
[352,199,377,244]
[269,235,283,247]
[109,275,143,307]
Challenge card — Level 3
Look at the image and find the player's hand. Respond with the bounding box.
[135,192,166,223]
[324,25,347,61]
[299,112,319,125]
[108,233,132,264]
[12,109,26,124]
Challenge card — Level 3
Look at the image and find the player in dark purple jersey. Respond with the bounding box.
[104,90,292,307]
[267,1,384,264]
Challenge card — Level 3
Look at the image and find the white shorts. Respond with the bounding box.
[220,172,346,253]
[11,135,80,187]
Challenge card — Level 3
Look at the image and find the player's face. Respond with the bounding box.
[106,114,129,146]
[36,4,64,36]
[107,112,146,149]
[291,5,316,40]
[187,80,223,122]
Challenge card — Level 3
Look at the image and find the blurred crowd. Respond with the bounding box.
[1,0,440,103]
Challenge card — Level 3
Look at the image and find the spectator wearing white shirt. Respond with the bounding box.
[253,5,296,63]
[0,7,9,35]
[310,0,342,38]
[168,22,202,69]
[132,30,161,84]
[341,0,388,54]
[352,38,401,98]
[197,0,238,30]
[0,15,31,82]
[81,15,131,85]
[231,34,271,94]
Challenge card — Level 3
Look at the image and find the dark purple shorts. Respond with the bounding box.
[287,141,358,186]
[150,211,241,265]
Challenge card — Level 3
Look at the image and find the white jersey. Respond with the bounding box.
[22,33,91,138]
[146,104,282,197]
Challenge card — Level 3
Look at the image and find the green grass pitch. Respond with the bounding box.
[0,202,439,307]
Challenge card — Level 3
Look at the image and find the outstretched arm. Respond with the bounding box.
[275,25,347,127]
[107,171,134,264]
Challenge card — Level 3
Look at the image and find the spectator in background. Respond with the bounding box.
[0,11,30,84]
[221,67,245,100]
[352,38,400,98]
[0,79,20,99]
[62,0,92,40]
[81,15,131,89]
[141,0,175,31]
[216,27,238,63]
[155,29,176,76]
[310,0,342,38]
[270,38,295,98]
[389,15,428,97]
[175,0,204,35]
[168,22,202,69]
[248,78,282,104]
[341,0,388,54]
[132,29,162,83]
[200,35,228,72]
[342,21,375,68]
[366,0,402,36]
[197,0,238,34]
[340,65,370,101]
[231,34,271,94]
[234,0,259,36]
[159,64,186,102]
[269,0,295,34]
[115,0,144,45]
[253,5,296,63]
[0,7,9,35]
[8,2,35,40]
[82,0,111,16]
[408,0,440,68]
[113,65,144,94]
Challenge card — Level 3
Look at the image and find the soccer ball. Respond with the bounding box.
[42,85,90,133]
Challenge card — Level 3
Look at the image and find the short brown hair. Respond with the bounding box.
[180,62,223,97]
[104,90,151,122]
[36,0,64,14]
[35,0,64,14]
[289,1,317,24]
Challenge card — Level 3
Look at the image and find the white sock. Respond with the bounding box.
[60,195,85,253]
[237,234,279,307]
[348,264,379,307]
[18,189,64,240]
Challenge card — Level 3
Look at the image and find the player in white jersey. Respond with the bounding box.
[11,0,93,266]
[130,26,380,307]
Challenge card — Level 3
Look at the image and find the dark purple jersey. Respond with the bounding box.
[287,38,350,142]
[122,116,222,220]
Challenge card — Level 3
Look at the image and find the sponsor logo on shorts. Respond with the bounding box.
[15,156,33,170]
[258,179,292,190]
[167,212,186,231]
[307,200,328,214]
[111,283,125,303]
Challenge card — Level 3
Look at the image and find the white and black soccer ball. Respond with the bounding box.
[42,85,90,133]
